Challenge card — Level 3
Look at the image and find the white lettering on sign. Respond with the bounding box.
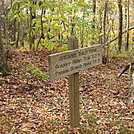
[49,44,102,80]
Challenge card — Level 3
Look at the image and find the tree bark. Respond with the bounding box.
[92,0,96,29]
[103,1,107,45]
[118,0,123,52]
[29,1,36,50]
[102,1,108,63]
[90,0,96,45]
[1,0,7,40]
[0,17,10,76]
[16,4,20,48]
[125,0,130,51]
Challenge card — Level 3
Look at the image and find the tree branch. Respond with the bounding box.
[103,26,134,46]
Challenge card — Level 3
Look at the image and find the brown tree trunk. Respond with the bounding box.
[91,0,96,45]
[118,0,123,52]
[16,4,20,48]
[0,19,10,76]
[103,1,107,45]
[125,0,130,51]
[102,1,108,63]
[92,0,96,29]
[1,0,7,40]
[29,1,36,50]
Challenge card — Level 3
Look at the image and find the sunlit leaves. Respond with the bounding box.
[25,64,48,80]
[8,0,97,49]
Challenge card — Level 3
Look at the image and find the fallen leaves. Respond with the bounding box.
[0,51,134,133]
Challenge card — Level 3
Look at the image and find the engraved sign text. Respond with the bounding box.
[49,44,102,80]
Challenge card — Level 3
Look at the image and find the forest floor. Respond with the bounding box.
[0,50,134,134]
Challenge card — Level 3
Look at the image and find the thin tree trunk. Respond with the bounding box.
[16,21,20,48]
[102,1,108,63]
[125,0,130,51]
[11,0,16,43]
[80,5,86,47]
[92,0,96,29]
[15,4,20,48]
[1,0,6,40]
[118,0,123,52]
[103,1,107,45]
[0,18,10,75]
[0,19,2,47]
[36,9,44,49]
[132,1,134,51]
[91,0,96,45]
[29,1,36,50]
[97,8,103,45]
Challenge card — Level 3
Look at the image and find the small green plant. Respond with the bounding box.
[39,131,47,134]
[85,115,98,127]
[119,125,129,134]
[81,114,130,134]
[24,64,48,80]
[107,118,129,134]
[110,47,133,59]
[80,115,98,133]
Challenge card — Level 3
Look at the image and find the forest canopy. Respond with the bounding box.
[0,0,133,53]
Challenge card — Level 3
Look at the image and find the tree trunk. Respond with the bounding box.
[103,1,107,45]
[102,1,108,63]
[91,0,96,45]
[29,1,36,50]
[92,0,96,29]
[0,18,10,76]
[80,5,86,47]
[16,4,20,48]
[125,0,130,51]
[97,8,103,45]
[1,0,6,40]
[118,0,123,52]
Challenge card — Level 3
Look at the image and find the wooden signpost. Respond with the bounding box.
[48,35,102,127]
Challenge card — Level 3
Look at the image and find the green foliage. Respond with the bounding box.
[110,49,133,59]
[0,66,3,72]
[119,125,129,134]
[23,64,48,80]
[81,115,98,133]
[109,119,129,134]
[8,0,97,50]
[0,64,11,76]
[84,115,98,127]
[80,114,130,134]
[1,121,11,127]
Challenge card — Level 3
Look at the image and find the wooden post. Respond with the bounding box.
[68,36,80,127]
[49,37,102,126]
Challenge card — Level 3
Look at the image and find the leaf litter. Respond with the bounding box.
[0,50,133,133]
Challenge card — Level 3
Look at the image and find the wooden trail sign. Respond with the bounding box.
[48,36,102,127]
[49,41,102,80]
